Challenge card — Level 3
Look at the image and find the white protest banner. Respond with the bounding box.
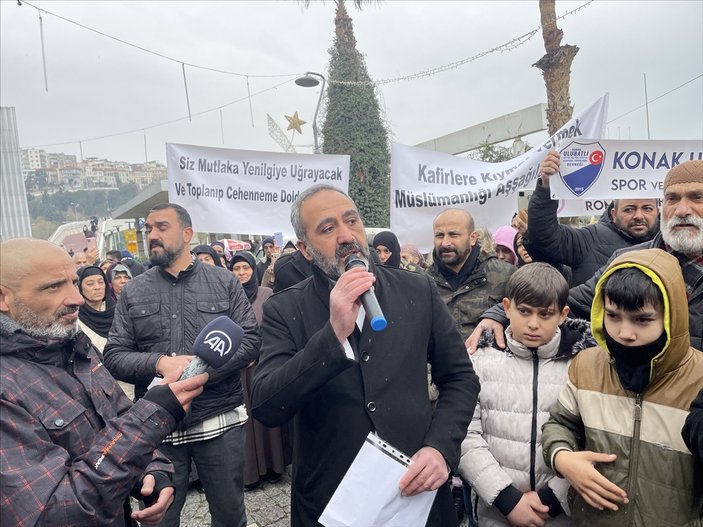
[390,94,609,253]
[549,139,703,200]
[166,144,349,236]
[556,199,611,217]
[556,198,663,218]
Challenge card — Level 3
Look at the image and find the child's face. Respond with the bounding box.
[603,297,664,347]
[502,299,569,347]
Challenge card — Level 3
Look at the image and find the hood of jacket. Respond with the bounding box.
[591,248,690,380]
[476,317,594,360]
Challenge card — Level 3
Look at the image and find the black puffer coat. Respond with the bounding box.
[524,179,658,286]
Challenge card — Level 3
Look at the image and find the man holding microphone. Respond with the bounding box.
[252,184,479,527]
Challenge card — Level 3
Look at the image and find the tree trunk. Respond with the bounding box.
[533,0,579,135]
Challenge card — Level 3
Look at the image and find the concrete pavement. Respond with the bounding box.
[180,471,292,527]
[179,470,471,527]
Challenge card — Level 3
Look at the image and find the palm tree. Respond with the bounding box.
[533,0,579,135]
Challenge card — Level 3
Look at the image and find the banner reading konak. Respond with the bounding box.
[549,139,703,200]
[390,94,609,253]
[166,144,350,236]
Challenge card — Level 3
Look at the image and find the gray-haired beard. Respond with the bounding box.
[306,241,370,280]
[13,299,79,340]
[661,214,703,256]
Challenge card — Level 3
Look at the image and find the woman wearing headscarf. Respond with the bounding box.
[192,244,223,267]
[210,240,228,267]
[77,266,135,400]
[105,261,133,303]
[77,266,114,353]
[372,230,401,268]
[228,251,288,488]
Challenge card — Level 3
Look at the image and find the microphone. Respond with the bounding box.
[180,316,245,380]
[343,255,387,332]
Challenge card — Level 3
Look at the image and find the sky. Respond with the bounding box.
[1,0,702,166]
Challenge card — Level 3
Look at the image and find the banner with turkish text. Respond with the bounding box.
[166,144,349,236]
[390,94,610,253]
[549,139,703,200]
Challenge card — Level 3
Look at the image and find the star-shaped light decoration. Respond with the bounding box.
[285,111,306,134]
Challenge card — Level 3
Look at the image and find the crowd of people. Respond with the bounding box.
[1,155,701,527]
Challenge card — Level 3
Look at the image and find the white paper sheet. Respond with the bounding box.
[319,432,436,527]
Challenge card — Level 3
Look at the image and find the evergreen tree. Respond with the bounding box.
[321,0,390,227]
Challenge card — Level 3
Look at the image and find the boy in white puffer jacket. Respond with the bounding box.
[459,263,593,527]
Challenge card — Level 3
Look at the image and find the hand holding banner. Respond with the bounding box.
[550,139,703,200]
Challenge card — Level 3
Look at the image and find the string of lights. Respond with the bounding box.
[18,0,593,86]
[18,0,592,151]
[19,0,302,79]
[30,77,297,149]
[20,1,696,152]
[330,0,595,86]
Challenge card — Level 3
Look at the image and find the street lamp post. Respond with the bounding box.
[69,202,80,221]
[294,72,326,154]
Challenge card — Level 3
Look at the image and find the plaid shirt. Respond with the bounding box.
[163,404,247,445]
[0,321,176,527]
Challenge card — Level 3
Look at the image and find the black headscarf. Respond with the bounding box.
[77,266,115,338]
[210,240,226,253]
[229,251,259,302]
[193,244,223,267]
[372,231,401,268]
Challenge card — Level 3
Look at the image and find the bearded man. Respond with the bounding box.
[426,208,516,341]
[251,184,479,527]
[468,160,703,352]
[103,203,260,527]
[0,238,208,526]
[521,149,660,286]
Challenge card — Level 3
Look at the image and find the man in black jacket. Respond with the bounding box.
[524,149,659,286]
[104,203,260,527]
[251,184,479,527]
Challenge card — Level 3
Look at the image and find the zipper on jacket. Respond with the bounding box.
[627,393,643,523]
[530,349,539,491]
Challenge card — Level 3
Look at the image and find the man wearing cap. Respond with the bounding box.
[468,160,703,352]
[119,250,146,277]
[256,236,277,285]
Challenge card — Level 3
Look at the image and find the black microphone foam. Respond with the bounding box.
[180,316,245,380]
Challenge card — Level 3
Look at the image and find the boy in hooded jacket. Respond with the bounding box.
[542,248,703,526]
[459,262,594,526]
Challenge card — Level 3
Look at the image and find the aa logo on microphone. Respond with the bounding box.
[203,330,233,357]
